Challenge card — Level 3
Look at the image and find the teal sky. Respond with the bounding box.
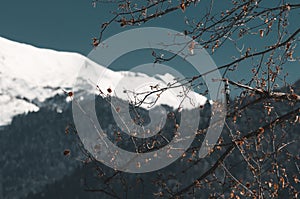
[0,0,110,54]
[0,0,299,89]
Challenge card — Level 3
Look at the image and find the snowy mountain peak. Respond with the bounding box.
[0,37,86,126]
[0,37,207,126]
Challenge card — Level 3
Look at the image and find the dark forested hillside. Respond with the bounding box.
[1,80,300,199]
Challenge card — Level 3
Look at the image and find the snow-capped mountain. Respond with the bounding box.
[0,37,84,126]
[0,37,207,126]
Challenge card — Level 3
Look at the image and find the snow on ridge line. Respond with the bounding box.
[0,36,207,126]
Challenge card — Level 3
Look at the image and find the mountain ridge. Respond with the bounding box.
[0,36,207,126]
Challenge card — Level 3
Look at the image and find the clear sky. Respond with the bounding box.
[0,0,299,89]
[0,0,110,54]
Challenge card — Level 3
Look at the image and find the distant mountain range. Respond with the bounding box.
[0,36,207,127]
